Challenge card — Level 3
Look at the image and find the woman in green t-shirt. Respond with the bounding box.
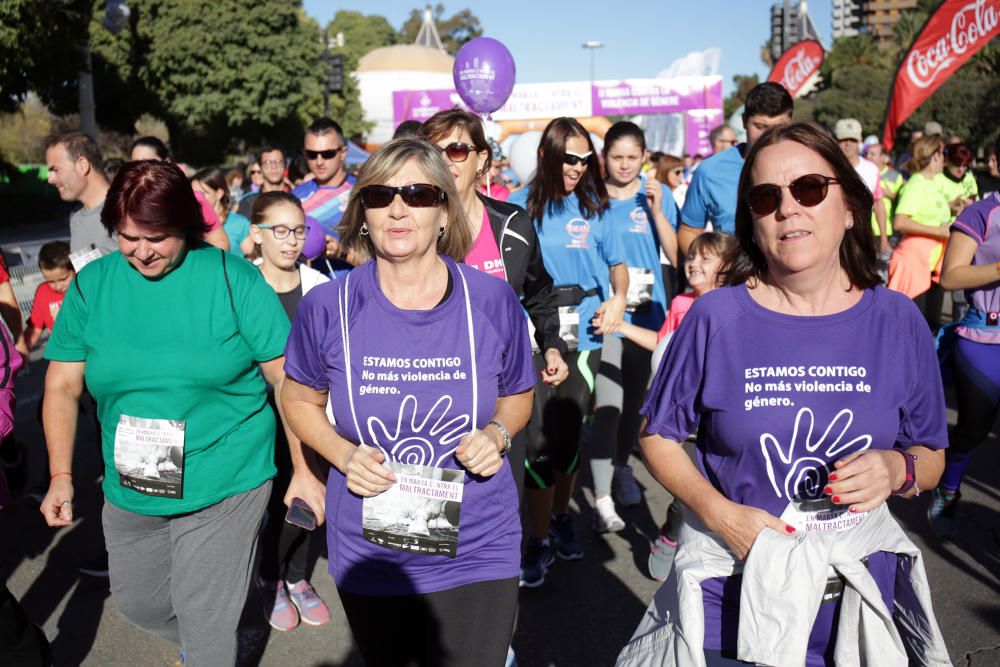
[39,160,292,665]
[935,143,978,224]
[888,135,952,329]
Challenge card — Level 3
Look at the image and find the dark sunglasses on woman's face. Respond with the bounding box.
[439,142,473,162]
[359,183,446,208]
[745,174,841,216]
[304,147,344,160]
[563,152,593,167]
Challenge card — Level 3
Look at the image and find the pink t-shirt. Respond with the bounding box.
[465,209,506,280]
[193,190,222,232]
[657,292,697,340]
[478,182,510,201]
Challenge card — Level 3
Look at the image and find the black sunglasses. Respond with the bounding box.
[563,152,593,167]
[304,147,345,160]
[359,183,446,208]
[440,142,474,162]
[746,174,841,216]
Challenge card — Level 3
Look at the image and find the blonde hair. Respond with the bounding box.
[906,135,943,174]
[339,138,472,263]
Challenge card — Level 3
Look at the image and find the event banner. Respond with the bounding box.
[882,0,999,150]
[767,39,824,99]
[392,76,723,124]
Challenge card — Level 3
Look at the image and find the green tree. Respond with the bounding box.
[723,74,760,118]
[400,4,482,54]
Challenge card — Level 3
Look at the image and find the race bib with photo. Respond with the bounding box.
[113,415,185,498]
[623,267,655,313]
[558,306,580,352]
[68,244,105,273]
[780,497,868,533]
[362,461,465,558]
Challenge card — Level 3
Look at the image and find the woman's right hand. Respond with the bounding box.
[707,498,795,560]
[40,476,75,527]
[284,468,327,525]
[344,444,396,497]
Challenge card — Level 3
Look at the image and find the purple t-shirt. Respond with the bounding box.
[952,192,1000,344]
[641,284,948,661]
[284,256,535,595]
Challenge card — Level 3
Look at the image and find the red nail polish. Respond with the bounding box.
[823,486,832,495]
[828,474,838,481]
[832,496,840,503]
[848,507,857,513]
[785,525,796,533]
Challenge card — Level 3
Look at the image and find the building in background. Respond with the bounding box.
[770,0,822,62]
[832,0,919,41]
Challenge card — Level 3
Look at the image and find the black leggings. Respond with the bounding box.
[338,577,518,667]
[912,283,945,331]
[523,349,601,489]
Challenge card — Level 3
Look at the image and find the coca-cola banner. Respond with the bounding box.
[882,0,1000,151]
[767,40,824,99]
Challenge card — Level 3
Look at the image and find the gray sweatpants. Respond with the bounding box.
[102,481,271,667]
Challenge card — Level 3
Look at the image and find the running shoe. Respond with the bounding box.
[613,465,642,507]
[593,495,625,533]
[927,487,961,538]
[549,513,584,560]
[519,539,554,588]
[506,645,517,667]
[648,534,678,582]
[261,580,299,631]
[286,579,331,626]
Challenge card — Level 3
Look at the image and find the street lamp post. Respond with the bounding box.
[582,40,604,84]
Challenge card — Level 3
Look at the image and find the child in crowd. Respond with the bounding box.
[16,242,74,358]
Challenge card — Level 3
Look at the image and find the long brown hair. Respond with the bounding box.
[721,121,880,290]
[420,108,492,175]
[525,117,608,225]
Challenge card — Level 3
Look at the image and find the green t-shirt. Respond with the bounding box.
[934,171,979,222]
[895,173,951,229]
[45,244,290,515]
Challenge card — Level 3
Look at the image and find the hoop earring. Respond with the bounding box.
[360,223,369,236]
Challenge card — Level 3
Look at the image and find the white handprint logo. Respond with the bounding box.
[760,407,871,500]
[367,394,470,468]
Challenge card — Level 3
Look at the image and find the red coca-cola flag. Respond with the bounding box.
[882,0,1000,151]
[768,40,824,99]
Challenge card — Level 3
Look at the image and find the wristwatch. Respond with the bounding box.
[488,420,512,457]
[890,450,919,496]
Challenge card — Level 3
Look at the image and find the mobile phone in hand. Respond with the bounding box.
[284,497,317,531]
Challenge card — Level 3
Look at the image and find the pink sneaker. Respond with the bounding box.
[286,579,330,626]
[261,580,300,631]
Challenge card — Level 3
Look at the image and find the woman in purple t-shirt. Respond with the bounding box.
[280,138,535,666]
[637,122,948,665]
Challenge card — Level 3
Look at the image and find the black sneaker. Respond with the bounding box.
[549,513,583,560]
[79,552,110,577]
[927,488,960,538]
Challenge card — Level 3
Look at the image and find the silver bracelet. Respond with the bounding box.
[487,420,511,457]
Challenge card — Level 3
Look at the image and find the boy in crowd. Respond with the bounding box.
[16,242,74,358]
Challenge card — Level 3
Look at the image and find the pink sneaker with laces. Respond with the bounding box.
[262,580,299,631]
[286,579,331,626]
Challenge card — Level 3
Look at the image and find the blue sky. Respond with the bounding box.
[303,0,833,96]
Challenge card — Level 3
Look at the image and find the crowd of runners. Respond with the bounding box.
[0,79,997,667]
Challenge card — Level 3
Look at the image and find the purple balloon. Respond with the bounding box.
[453,37,516,115]
[302,215,326,261]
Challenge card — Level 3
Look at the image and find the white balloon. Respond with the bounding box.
[589,132,604,155]
[500,134,518,161]
[508,131,542,184]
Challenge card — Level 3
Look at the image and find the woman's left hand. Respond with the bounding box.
[595,296,627,333]
[646,172,663,210]
[455,429,504,477]
[825,449,905,513]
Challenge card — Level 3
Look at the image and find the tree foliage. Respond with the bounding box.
[724,74,760,118]
[400,4,482,54]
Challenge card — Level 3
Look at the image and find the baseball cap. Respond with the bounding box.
[834,119,863,142]
[924,121,943,136]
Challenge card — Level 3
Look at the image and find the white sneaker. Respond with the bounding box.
[593,495,625,533]
[613,465,642,507]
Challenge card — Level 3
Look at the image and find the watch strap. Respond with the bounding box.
[891,450,919,496]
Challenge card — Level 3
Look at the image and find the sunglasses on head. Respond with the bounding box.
[304,147,344,160]
[359,183,446,208]
[563,152,592,167]
[439,142,474,162]
[745,174,840,216]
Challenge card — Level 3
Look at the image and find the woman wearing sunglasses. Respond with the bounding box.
[631,122,947,665]
[280,138,535,665]
[420,109,570,493]
[507,117,628,587]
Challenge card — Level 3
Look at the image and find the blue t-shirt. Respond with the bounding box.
[605,178,675,331]
[681,144,746,235]
[509,187,624,351]
[223,212,251,255]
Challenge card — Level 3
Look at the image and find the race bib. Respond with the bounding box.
[624,267,654,313]
[68,244,105,273]
[113,415,185,498]
[362,461,465,558]
[779,497,868,533]
[558,306,580,351]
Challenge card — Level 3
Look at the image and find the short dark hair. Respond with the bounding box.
[393,120,423,140]
[45,131,104,171]
[287,155,311,183]
[130,136,170,161]
[257,143,286,163]
[38,241,72,272]
[943,143,973,168]
[603,121,646,155]
[103,161,210,247]
[420,108,493,175]
[191,167,231,213]
[723,121,879,290]
[742,82,794,122]
[526,117,608,225]
[306,118,346,147]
